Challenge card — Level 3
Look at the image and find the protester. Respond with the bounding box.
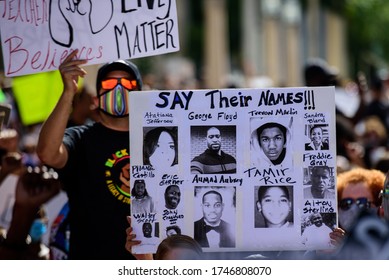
[155,234,203,260]
[0,167,61,259]
[191,126,236,174]
[194,190,235,248]
[337,168,384,231]
[36,50,147,260]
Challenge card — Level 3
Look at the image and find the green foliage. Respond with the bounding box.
[343,0,389,74]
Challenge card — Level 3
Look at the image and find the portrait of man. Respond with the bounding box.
[191,126,237,174]
[165,225,181,237]
[131,179,156,214]
[303,166,335,199]
[193,190,235,248]
[301,213,335,249]
[164,185,181,210]
[142,222,152,238]
[250,117,293,167]
[305,125,329,151]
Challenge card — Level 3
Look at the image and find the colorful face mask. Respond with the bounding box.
[98,84,129,118]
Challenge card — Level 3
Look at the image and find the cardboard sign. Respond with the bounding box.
[129,86,338,254]
[0,0,179,77]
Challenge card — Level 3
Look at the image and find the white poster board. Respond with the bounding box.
[129,86,338,254]
[0,0,179,77]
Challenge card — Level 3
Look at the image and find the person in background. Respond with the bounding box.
[155,234,203,260]
[337,168,384,231]
[36,50,151,260]
[0,128,23,183]
[0,167,61,259]
[24,206,50,260]
[191,127,236,174]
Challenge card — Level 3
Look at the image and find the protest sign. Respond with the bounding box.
[129,86,338,254]
[0,0,179,77]
[11,71,64,125]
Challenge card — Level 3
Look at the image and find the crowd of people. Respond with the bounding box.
[1,50,389,261]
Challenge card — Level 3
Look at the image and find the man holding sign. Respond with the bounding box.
[37,50,149,260]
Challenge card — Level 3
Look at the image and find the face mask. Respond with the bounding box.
[98,84,129,118]
[338,204,361,231]
[29,219,47,242]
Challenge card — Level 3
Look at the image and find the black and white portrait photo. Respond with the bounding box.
[143,126,178,173]
[250,117,293,167]
[301,212,336,249]
[131,179,156,214]
[254,185,294,228]
[305,124,329,151]
[164,184,181,210]
[193,186,236,248]
[303,166,335,199]
[190,126,237,174]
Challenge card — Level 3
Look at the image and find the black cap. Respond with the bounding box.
[96,59,142,94]
[304,58,338,86]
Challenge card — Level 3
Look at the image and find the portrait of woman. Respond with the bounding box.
[255,185,294,228]
[305,125,329,151]
[143,127,178,172]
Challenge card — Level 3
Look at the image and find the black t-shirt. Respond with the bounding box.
[60,122,135,260]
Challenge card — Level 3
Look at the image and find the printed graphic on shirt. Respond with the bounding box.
[104,149,131,204]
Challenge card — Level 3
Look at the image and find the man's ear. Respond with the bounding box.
[256,201,262,212]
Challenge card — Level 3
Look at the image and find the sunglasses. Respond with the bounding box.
[339,197,371,211]
[101,78,137,90]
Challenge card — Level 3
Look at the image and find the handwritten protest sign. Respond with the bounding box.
[129,86,338,254]
[0,0,179,77]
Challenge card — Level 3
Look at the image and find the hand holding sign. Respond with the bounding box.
[58,50,87,95]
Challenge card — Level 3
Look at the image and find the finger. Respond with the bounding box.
[60,65,87,77]
[63,49,79,63]
[125,226,134,235]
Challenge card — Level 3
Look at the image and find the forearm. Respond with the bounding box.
[37,90,74,168]
[0,203,38,259]
[6,203,38,244]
